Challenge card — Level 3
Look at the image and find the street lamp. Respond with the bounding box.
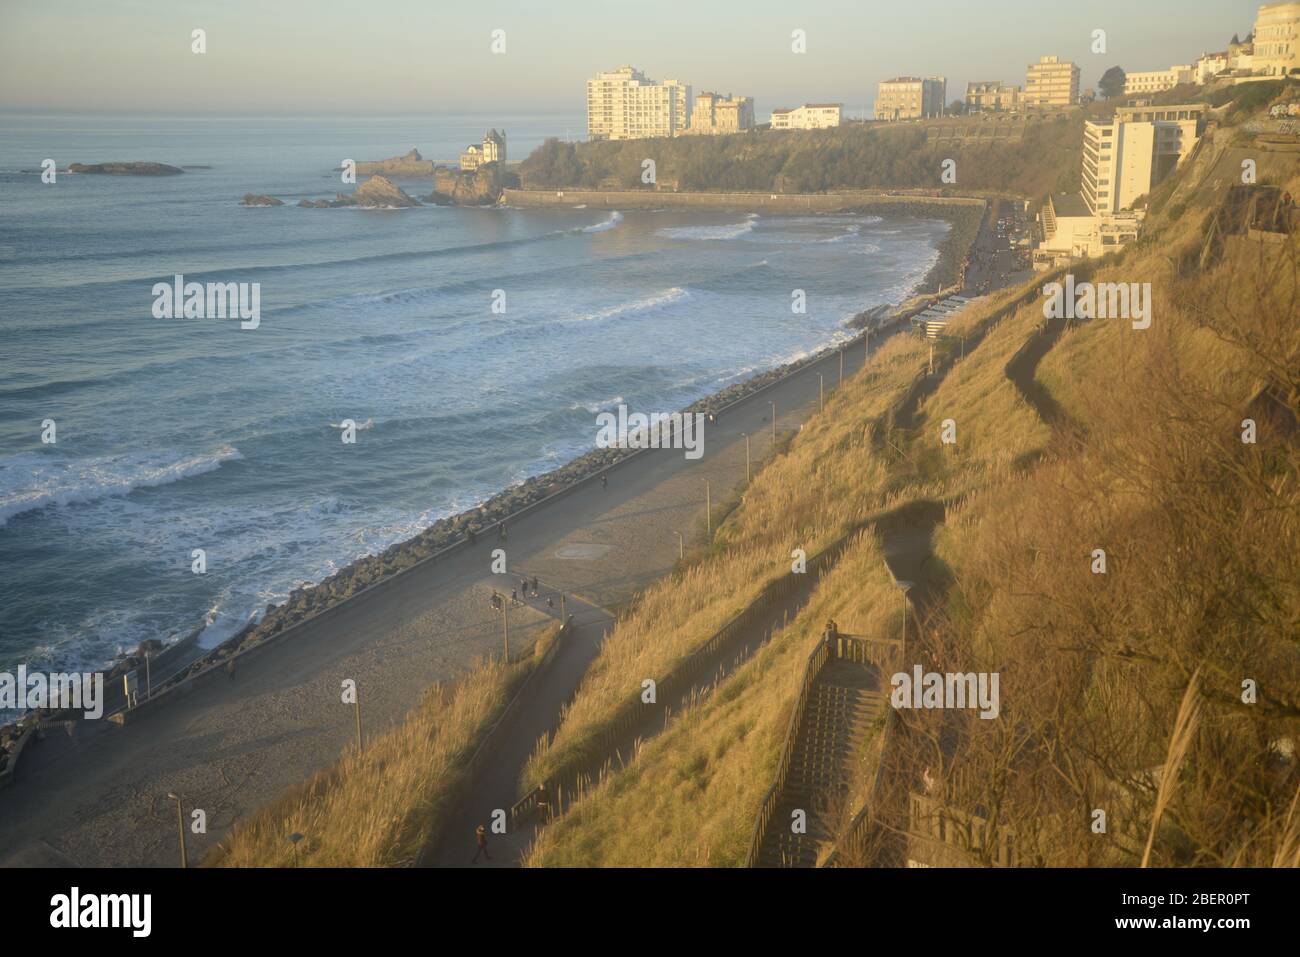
[166,792,187,868]
[769,401,776,442]
[675,531,684,560]
[741,432,751,483]
[704,480,712,540]
[896,581,914,648]
[498,601,510,661]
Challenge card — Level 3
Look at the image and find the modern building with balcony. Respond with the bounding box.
[586,66,691,141]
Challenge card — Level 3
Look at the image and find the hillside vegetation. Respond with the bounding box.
[520,117,1086,196]
[523,117,1300,867]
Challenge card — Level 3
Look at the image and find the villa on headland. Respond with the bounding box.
[770,104,843,129]
[460,129,507,171]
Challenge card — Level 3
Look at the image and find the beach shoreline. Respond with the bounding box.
[146,203,980,695]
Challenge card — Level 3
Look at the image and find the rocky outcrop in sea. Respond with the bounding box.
[68,162,184,176]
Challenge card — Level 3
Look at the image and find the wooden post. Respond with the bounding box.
[355,691,363,753]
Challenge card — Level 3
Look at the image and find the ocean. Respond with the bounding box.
[0,112,948,685]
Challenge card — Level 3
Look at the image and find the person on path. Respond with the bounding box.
[534,784,551,823]
[226,657,236,682]
[498,521,507,542]
[601,473,608,491]
[510,588,517,604]
[471,824,491,864]
[547,596,554,611]
[530,576,539,597]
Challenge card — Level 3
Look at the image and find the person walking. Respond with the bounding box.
[498,521,507,543]
[226,657,236,682]
[534,783,551,823]
[601,473,608,491]
[510,587,517,604]
[530,576,539,597]
[471,824,491,864]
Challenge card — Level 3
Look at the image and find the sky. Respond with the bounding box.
[0,0,1266,119]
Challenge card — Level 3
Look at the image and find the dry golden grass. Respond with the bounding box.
[208,630,557,867]
[522,334,929,789]
[523,529,903,867]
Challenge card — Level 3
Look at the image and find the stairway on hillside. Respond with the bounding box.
[757,658,884,867]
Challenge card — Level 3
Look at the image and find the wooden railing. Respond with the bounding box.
[745,636,833,867]
[543,539,846,802]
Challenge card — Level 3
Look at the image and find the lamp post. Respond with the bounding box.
[769,401,776,442]
[839,346,845,385]
[896,581,914,649]
[354,686,363,754]
[704,480,712,540]
[819,374,825,411]
[675,531,684,560]
[166,792,187,869]
[499,602,510,662]
[742,432,751,483]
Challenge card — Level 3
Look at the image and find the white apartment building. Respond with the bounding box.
[1194,51,1230,84]
[1124,64,1195,95]
[875,77,947,120]
[770,103,843,129]
[1025,56,1080,107]
[1253,2,1300,77]
[1082,104,1206,215]
[586,66,691,140]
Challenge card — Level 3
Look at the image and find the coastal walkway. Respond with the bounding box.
[426,583,613,868]
[0,313,880,867]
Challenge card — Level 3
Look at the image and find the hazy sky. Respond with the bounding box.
[0,0,1265,117]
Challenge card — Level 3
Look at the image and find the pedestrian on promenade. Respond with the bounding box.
[498,521,507,542]
[534,783,551,823]
[471,824,491,864]
[530,576,539,597]
[601,473,608,491]
[491,591,502,610]
[511,588,517,604]
[226,657,236,682]
[547,596,554,611]
[520,577,528,597]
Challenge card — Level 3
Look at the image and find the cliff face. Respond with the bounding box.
[428,164,517,206]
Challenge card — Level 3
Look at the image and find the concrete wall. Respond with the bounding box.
[502,188,986,212]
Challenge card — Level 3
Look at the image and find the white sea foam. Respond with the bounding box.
[656,213,758,241]
[581,210,623,233]
[572,287,689,324]
[0,445,243,527]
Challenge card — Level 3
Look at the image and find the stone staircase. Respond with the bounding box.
[756,658,884,867]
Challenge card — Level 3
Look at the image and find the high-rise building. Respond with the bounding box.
[965,81,1023,113]
[1123,65,1195,95]
[770,104,844,129]
[586,66,691,141]
[875,77,947,121]
[1081,105,1206,215]
[689,92,756,134]
[1025,56,1080,107]
[1252,3,1300,78]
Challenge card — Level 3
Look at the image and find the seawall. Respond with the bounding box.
[502,188,987,212]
